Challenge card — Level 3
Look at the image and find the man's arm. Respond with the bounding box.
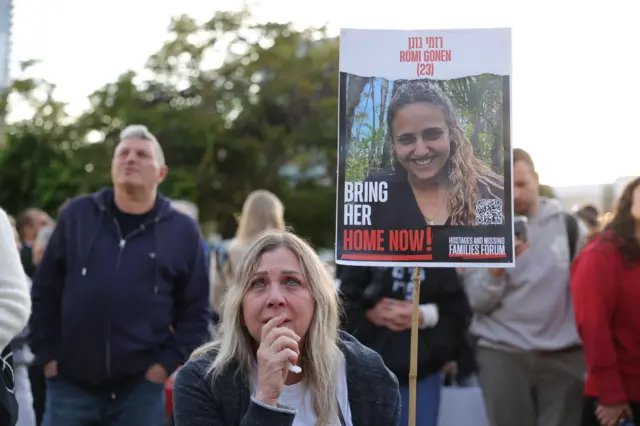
[9,275,31,353]
[157,225,211,376]
[461,267,508,315]
[28,209,68,365]
[0,208,31,351]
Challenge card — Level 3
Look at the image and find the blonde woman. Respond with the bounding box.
[210,190,286,318]
[174,231,400,425]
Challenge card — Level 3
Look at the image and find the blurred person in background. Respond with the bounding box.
[170,199,210,257]
[16,209,52,278]
[0,207,32,426]
[2,216,36,426]
[32,226,55,268]
[442,268,478,387]
[463,148,588,426]
[169,200,198,221]
[210,190,285,323]
[340,265,468,426]
[29,225,55,426]
[442,331,478,387]
[575,204,601,240]
[29,125,211,426]
[166,199,209,423]
[571,177,640,426]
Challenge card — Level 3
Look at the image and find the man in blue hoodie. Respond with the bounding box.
[29,125,211,426]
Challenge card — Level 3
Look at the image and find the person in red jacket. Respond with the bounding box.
[571,176,640,426]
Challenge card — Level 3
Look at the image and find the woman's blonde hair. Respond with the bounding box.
[193,231,341,425]
[387,79,504,225]
[235,190,285,243]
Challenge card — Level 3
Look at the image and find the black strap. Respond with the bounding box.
[564,213,579,262]
[0,356,17,426]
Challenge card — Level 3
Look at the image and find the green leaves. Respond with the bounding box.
[0,9,339,247]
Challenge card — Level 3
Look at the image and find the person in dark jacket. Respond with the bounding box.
[29,224,54,426]
[29,125,211,426]
[575,204,601,240]
[16,208,51,278]
[339,265,468,426]
[442,268,479,387]
[173,231,400,426]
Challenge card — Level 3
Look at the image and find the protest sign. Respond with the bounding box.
[336,28,513,267]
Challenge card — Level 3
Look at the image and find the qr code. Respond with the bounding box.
[476,199,503,225]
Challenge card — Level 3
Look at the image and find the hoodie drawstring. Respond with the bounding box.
[80,207,106,277]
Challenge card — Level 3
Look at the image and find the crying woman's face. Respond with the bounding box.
[391,102,451,183]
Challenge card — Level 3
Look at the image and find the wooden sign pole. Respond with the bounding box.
[408,266,422,426]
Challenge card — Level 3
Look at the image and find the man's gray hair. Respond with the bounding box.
[119,124,166,167]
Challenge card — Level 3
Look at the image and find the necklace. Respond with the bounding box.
[423,190,448,225]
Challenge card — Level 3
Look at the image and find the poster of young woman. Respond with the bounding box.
[335,28,513,267]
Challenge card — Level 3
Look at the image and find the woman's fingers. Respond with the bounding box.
[260,316,288,343]
[257,342,299,373]
[257,325,301,373]
[271,335,299,354]
[274,348,299,367]
[262,323,300,348]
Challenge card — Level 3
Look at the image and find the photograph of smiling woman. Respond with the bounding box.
[366,79,504,228]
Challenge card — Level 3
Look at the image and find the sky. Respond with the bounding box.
[10,0,639,187]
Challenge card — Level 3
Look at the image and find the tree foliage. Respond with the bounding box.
[0,9,338,247]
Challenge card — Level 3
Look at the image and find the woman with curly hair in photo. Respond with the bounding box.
[571,177,640,426]
[366,79,504,229]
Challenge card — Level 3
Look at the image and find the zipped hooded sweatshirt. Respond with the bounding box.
[29,188,211,391]
[463,198,587,351]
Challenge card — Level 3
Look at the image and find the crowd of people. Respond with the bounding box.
[0,124,638,426]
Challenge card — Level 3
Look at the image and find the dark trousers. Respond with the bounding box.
[28,364,46,426]
[581,397,640,426]
[476,346,585,426]
[42,377,165,426]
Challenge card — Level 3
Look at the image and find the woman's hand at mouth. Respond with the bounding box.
[254,315,301,407]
